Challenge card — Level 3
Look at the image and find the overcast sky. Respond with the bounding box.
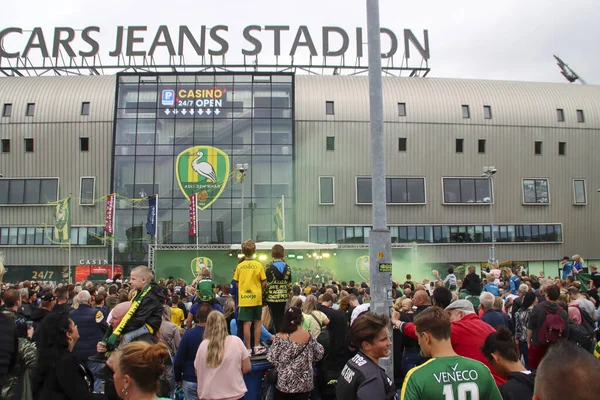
[1,0,598,84]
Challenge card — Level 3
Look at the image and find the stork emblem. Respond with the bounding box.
[176,146,230,211]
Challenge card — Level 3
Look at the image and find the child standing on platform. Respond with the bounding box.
[234,240,267,356]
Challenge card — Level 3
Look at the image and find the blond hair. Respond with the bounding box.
[223,298,235,319]
[204,311,228,368]
[302,295,318,314]
[572,255,585,265]
[289,296,303,309]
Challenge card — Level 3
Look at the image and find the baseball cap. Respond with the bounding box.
[445,300,475,315]
[40,293,55,302]
[562,256,570,261]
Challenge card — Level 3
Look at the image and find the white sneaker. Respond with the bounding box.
[253,345,267,356]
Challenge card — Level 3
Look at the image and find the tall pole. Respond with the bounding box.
[111,195,116,279]
[154,194,158,249]
[68,241,72,284]
[281,193,286,241]
[366,0,393,379]
[241,178,245,242]
[489,176,496,264]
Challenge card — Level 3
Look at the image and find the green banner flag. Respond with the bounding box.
[53,196,71,243]
[274,197,284,241]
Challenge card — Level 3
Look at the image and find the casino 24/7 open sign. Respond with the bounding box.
[176,146,230,211]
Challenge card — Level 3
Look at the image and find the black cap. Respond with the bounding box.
[562,256,570,261]
[40,293,55,302]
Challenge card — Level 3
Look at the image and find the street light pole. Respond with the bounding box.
[482,166,497,265]
[366,0,393,379]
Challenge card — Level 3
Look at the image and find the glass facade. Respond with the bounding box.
[112,73,294,265]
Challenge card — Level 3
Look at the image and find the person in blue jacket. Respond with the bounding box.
[174,302,211,400]
[561,256,574,281]
[572,255,584,275]
[483,273,500,296]
[506,268,520,296]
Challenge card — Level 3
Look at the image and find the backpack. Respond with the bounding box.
[537,303,566,345]
[567,304,597,353]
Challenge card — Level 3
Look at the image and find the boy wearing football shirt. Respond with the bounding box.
[234,240,267,356]
[401,307,501,400]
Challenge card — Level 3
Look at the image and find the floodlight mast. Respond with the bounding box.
[554,55,587,84]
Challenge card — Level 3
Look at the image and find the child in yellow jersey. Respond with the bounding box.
[234,240,267,356]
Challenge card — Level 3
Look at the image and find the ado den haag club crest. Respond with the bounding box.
[176,146,230,211]
[191,257,213,277]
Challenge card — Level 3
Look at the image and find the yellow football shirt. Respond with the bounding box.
[234,259,267,307]
[170,306,185,327]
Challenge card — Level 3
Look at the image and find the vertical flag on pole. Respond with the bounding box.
[147,195,157,236]
[189,193,198,236]
[274,196,284,241]
[104,194,115,235]
[54,196,71,243]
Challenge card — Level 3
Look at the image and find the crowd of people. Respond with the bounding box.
[1,246,599,400]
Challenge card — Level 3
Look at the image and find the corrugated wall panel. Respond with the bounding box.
[0,76,115,266]
[295,76,600,263]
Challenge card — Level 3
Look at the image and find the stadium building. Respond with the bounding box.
[0,72,599,284]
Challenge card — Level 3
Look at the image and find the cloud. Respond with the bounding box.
[0,0,597,83]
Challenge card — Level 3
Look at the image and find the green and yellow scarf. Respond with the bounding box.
[106,284,153,348]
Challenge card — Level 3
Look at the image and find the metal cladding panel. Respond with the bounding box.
[414,244,563,265]
[294,75,600,262]
[295,75,600,128]
[0,75,116,123]
[0,75,115,235]
[2,246,107,266]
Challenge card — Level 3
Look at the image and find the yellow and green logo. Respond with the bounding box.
[176,146,230,210]
[191,256,213,277]
[356,255,370,281]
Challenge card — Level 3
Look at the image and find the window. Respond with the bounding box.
[325,101,334,115]
[398,137,407,152]
[557,108,564,122]
[1,139,9,153]
[522,178,549,204]
[81,102,90,116]
[577,109,584,123]
[326,136,335,151]
[357,177,425,204]
[455,138,464,153]
[558,142,567,155]
[319,176,334,205]
[534,141,543,155]
[80,177,95,206]
[398,103,406,117]
[26,103,35,116]
[573,179,587,205]
[0,178,58,205]
[24,138,34,152]
[483,105,492,119]
[0,225,105,246]
[2,104,11,117]
[308,224,562,244]
[80,137,89,152]
[478,139,486,154]
[462,105,470,119]
[443,178,491,204]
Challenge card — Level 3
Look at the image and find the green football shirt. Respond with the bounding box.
[401,356,502,400]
